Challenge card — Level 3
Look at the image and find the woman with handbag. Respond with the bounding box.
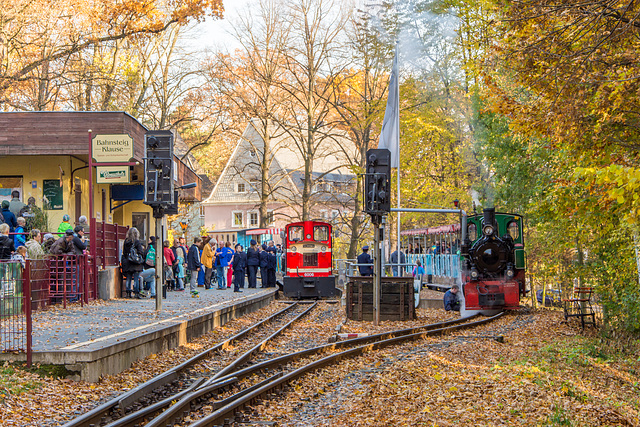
[121,227,145,299]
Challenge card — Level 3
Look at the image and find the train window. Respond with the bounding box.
[468,223,477,241]
[508,221,519,239]
[289,226,303,242]
[314,226,329,242]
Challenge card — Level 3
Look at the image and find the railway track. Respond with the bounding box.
[183,312,504,427]
[71,311,502,427]
[61,301,319,427]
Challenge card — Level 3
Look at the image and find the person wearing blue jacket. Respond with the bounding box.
[246,239,260,288]
[1,201,17,232]
[14,217,26,248]
[214,244,225,289]
[232,244,247,292]
[187,237,203,295]
[443,285,461,311]
[259,243,269,287]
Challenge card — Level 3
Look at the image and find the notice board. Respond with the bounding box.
[43,179,63,210]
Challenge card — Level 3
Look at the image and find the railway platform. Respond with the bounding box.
[1,287,277,382]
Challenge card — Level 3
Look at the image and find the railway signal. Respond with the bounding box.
[144,130,174,207]
[364,148,391,218]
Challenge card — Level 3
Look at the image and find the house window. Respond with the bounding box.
[331,210,339,220]
[266,210,274,225]
[232,211,243,227]
[237,183,246,193]
[199,206,205,218]
[249,212,259,227]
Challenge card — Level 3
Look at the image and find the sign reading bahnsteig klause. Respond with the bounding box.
[92,134,134,163]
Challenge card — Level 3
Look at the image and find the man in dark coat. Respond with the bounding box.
[357,245,373,276]
[232,244,247,292]
[1,201,17,232]
[121,228,145,298]
[187,237,203,295]
[50,230,76,255]
[443,285,461,311]
[246,239,260,288]
[71,225,87,255]
[266,241,277,287]
[259,243,269,287]
[0,223,15,260]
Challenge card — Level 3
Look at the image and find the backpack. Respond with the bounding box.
[145,246,155,266]
[127,242,143,264]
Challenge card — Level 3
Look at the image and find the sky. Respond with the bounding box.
[187,0,252,53]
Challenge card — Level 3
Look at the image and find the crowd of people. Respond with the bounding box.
[120,231,282,299]
[0,191,89,265]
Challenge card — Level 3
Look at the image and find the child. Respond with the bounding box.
[11,246,27,269]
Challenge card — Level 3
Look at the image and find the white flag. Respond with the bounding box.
[378,50,399,168]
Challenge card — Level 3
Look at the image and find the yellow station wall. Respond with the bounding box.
[0,155,152,232]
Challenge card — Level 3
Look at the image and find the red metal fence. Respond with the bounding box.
[48,254,97,308]
[1,220,126,362]
[0,255,96,363]
[92,219,128,268]
[0,260,31,365]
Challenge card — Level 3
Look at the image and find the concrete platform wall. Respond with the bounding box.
[6,291,276,382]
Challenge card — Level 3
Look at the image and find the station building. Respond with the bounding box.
[0,111,203,297]
[0,111,201,238]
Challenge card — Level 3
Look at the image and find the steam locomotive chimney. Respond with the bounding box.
[483,207,496,227]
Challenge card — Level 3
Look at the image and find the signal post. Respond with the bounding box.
[364,149,392,325]
[143,131,175,312]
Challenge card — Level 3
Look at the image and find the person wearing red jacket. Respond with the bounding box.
[163,240,178,290]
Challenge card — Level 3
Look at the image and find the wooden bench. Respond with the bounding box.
[563,286,596,328]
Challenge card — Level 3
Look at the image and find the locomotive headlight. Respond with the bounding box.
[506,263,514,278]
[483,225,494,236]
[291,246,297,253]
[470,268,479,280]
[321,246,327,252]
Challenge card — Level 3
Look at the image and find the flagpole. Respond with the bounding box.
[395,51,401,274]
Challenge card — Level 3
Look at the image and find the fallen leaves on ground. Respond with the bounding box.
[255,310,640,426]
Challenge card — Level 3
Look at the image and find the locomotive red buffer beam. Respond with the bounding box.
[464,280,521,311]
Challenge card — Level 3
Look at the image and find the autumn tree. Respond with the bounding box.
[202,0,295,228]
[0,0,224,109]
[477,0,640,330]
[273,0,351,221]
[328,6,395,258]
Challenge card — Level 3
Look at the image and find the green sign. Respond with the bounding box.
[43,179,63,210]
[97,166,130,183]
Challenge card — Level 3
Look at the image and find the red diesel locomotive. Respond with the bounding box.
[282,220,338,298]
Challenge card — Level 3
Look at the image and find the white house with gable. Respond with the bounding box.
[201,119,357,247]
